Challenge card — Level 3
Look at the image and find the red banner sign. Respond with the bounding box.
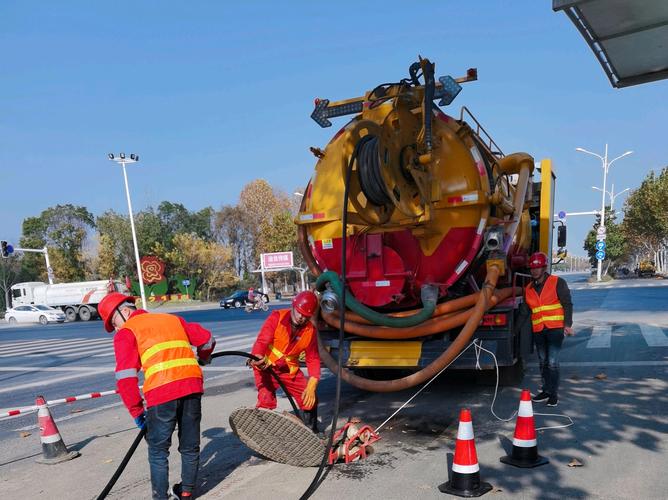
[261,251,294,270]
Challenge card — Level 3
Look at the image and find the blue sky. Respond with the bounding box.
[2,1,666,257]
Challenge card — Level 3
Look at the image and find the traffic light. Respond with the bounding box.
[1,240,12,258]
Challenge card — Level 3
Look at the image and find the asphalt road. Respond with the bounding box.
[1,275,666,499]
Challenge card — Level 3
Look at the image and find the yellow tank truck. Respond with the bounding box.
[297,58,565,391]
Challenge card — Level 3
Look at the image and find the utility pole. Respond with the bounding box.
[576,144,633,281]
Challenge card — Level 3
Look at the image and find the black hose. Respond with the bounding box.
[96,427,146,500]
[210,351,305,422]
[300,128,362,500]
[96,350,305,499]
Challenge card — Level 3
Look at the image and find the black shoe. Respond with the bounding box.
[546,397,558,407]
[169,483,193,499]
[532,391,550,402]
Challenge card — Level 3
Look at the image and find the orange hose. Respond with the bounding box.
[321,287,515,339]
[318,265,501,392]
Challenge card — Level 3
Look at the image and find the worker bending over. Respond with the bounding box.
[98,293,216,500]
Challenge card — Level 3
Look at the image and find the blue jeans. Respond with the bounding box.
[146,394,202,500]
[534,328,564,398]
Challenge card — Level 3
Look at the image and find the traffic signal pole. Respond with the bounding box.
[13,246,55,284]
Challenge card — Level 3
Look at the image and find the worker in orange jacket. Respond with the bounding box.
[249,290,320,432]
[98,293,216,500]
[524,252,574,408]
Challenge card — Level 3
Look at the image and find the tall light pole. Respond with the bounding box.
[576,144,633,281]
[108,153,147,308]
[591,183,630,212]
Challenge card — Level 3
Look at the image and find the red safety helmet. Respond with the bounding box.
[98,292,137,333]
[528,252,548,269]
[292,290,318,318]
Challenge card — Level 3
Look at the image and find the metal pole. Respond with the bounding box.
[121,162,147,308]
[43,246,54,285]
[597,144,608,282]
[300,270,306,292]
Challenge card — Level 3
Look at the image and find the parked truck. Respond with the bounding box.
[298,58,566,392]
[10,280,128,322]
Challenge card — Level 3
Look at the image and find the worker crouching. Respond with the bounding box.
[249,291,320,432]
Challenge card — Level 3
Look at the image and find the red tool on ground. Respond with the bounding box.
[328,418,380,464]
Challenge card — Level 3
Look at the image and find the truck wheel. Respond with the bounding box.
[39,315,48,325]
[65,307,77,322]
[78,306,92,322]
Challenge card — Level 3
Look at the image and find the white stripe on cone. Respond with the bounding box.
[512,437,537,447]
[518,400,534,417]
[457,421,474,440]
[41,433,63,444]
[452,463,480,474]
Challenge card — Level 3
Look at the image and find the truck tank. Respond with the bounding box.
[297,59,557,392]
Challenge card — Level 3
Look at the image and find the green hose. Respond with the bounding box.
[315,271,437,327]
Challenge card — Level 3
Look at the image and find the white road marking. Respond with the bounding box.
[639,324,668,347]
[0,338,110,356]
[0,366,114,372]
[528,360,668,367]
[587,324,612,348]
[0,370,109,394]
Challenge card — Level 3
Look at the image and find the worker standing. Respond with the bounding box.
[524,252,574,407]
[98,293,216,500]
[249,290,320,431]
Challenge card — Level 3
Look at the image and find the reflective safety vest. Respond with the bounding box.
[525,274,565,332]
[266,309,314,376]
[124,313,202,393]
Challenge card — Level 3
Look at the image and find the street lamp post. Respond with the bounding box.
[576,144,633,281]
[108,153,147,308]
[591,183,630,212]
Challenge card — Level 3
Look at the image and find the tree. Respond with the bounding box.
[19,204,95,282]
[156,202,214,244]
[234,179,292,277]
[158,233,237,300]
[621,168,668,272]
[583,209,626,275]
[214,205,250,278]
[0,257,21,311]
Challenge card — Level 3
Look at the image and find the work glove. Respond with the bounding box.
[247,355,271,371]
[134,412,146,430]
[301,377,319,410]
[198,355,212,366]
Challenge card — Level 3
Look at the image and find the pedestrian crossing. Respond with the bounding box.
[0,332,258,359]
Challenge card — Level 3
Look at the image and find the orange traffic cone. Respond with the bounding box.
[35,395,80,464]
[500,389,548,468]
[439,408,492,497]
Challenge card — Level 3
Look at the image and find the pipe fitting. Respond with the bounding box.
[320,289,340,314]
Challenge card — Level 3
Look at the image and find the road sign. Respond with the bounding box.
[558,210,567,220]
[182,279,190,287]
[595,241,606,251]
[596,226,607,237]
[595,250,606,260]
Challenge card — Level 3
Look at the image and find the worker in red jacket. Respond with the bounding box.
[98,293,216,500]
[249,290,320,432]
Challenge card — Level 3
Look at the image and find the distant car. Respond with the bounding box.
[220,290,269,309]
[4,304,66,325]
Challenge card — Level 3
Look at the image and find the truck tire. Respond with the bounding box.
[39,315,48,325]
[78,306,92,322]
[65,307,77,322]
